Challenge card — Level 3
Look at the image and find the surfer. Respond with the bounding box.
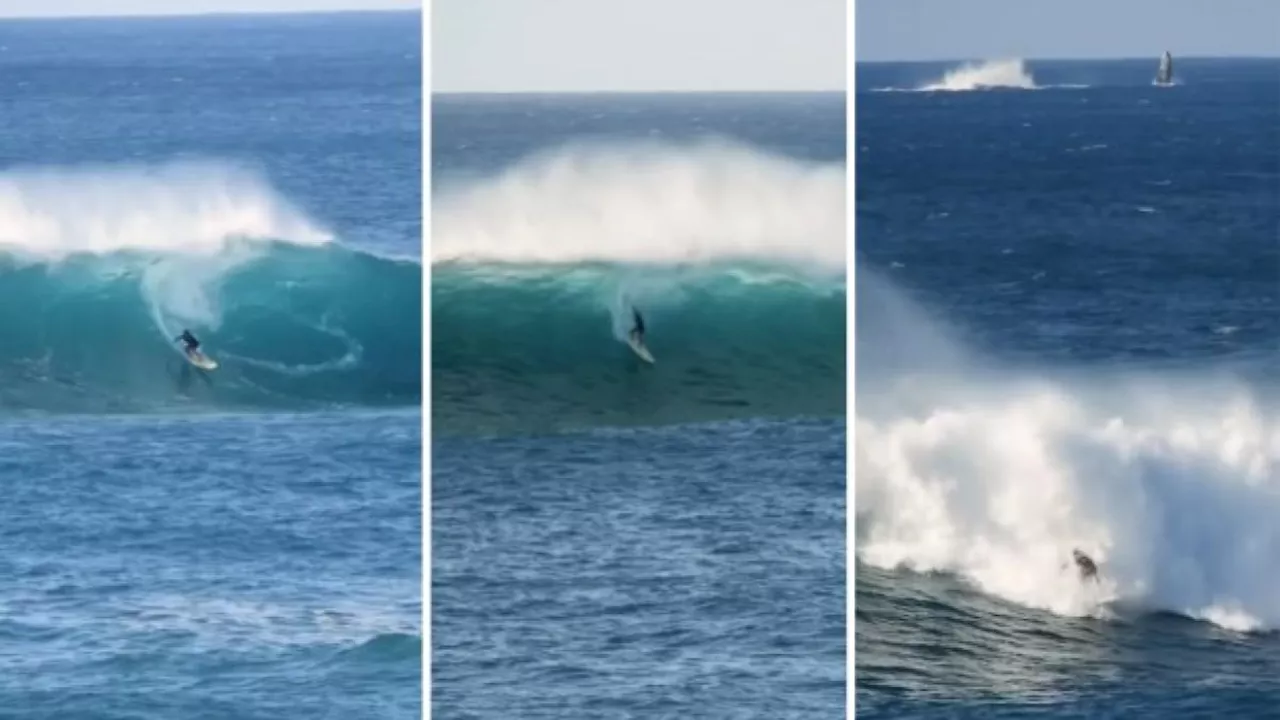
[175,329,201,355]
[1072,549,1099,582]
[174,328,218,370]
[628,308,646,347]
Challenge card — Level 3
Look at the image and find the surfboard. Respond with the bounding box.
[184,349,218,370]
[626,336,655,364]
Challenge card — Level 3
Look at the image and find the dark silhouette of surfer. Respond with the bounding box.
[175,329,200,354]
[1072,549,1098,582]
[173,330,213,391]
[628,308,645,346]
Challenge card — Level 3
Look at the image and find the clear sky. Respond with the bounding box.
[434,0,845,93]
[0,0,418,17]
[858,0,1280,61]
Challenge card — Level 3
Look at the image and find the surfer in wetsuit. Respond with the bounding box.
[175,329,200,354]
[628,308,646,346]
[1072,549,1098,582]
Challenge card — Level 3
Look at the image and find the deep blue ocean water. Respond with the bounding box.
[855,58,1279,718]
[0,12,421,718]
[432,93,846,718]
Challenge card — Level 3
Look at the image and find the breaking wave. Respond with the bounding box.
[432,141,846,435]
[856,268,1280,632]
[868,58,1090,93]
[0,161,420,413]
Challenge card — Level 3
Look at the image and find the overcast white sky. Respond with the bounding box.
[859,0,1280,61]
[434,0,845,93]
[0,0,418,17]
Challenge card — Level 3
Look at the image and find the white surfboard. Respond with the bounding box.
[627,336,655,364]
[185,349,218,370]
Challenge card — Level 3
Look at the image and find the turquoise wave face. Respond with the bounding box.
[432,261,846,435]
[0,242,421,413]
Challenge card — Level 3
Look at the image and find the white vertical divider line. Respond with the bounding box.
[845,1,858,717]
[421,2,432,719]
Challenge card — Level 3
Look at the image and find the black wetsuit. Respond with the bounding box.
[176,330,200,352]
[631,309,645,341]
[1073,550,1098,580]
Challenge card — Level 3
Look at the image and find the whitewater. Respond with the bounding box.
[857,270,1280,632]
[865,58,1094,92]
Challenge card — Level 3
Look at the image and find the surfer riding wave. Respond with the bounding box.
[175,329,201,354]
[628,308,645,346]
[174,328,217,370]
[624,306,655,364]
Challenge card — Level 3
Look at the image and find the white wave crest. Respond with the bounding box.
[432,140,845,271]
[920,59,1038,91]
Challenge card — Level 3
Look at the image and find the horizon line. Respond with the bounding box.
[856,52,1280,64]
[432,88,846,96]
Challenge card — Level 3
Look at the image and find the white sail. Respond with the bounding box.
[1156,51,1173,85]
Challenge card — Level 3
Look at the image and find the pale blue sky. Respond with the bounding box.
[858,0,1280,61]
[434,0,845,93]
[0,0,417,17]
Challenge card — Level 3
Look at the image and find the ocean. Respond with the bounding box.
[431,93,847,717]
[0,12,422,718]
[855,58,1279,717]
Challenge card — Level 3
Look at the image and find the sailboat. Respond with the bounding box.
[1154,51,1173,86]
